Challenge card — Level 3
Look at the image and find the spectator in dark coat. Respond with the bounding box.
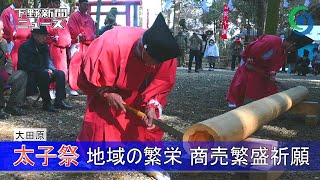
[18,26,72,112]
[230,36,244,71]
[99,7,118,35]
[296,49,310,76]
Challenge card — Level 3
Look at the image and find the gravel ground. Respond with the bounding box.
[1,67,320,180]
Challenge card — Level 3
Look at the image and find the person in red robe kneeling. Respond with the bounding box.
[77,13,180,142]
[226,31,313,107]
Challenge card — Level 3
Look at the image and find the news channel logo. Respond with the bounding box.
[288,6,314,35]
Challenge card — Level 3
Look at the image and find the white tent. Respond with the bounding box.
[296,25,320,44]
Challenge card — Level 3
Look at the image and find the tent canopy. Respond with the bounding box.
[296,25,320,44]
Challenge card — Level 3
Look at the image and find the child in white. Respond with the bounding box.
[204,39,219,71]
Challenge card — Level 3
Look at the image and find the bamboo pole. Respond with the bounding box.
[183,86,309,142]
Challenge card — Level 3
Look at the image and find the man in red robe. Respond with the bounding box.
[226,31,313,107]
[67,0,95,96]
[77,13,180,142]
[0,0,31,71]
[76,13,180,178]
[43,0,72,98]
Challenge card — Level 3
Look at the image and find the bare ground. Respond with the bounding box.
[1,68,320,180]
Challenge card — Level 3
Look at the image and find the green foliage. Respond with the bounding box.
[5,0,14,5]
[0,0,13,13]
[265,0,281,35]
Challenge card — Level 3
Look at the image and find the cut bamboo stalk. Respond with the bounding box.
[183,86,309,142]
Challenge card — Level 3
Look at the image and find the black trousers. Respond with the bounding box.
[199,52,204,69]
[296,65,309,76]
[188,49,201,71]
[231,55,241,70]
[35,70,66,105]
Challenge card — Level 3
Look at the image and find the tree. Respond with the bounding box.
[309,1,320,25]
[1,0,13,14]
[172,0,181,35]
[179,1,203,32]
[203,0,224,33]
[265,0,281,35]
[34,0,39,8]
[40,0,48,8]
[255,0,267,36]
[66,0,77,13]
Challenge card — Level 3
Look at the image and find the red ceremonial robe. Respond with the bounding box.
[226,35,288,106]
[47,19,71,78]
[76,26,177,142]
[0,5,31,71]
[67,11,95,90]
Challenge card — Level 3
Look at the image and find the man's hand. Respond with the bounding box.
[245,63,254,71]
[97,86,111,95]
[269,76,276,82]
[269,71,276,82]
[47,69,53,78]
[104,93,126,112]
[142,107,157,128]
[78,33,86,42]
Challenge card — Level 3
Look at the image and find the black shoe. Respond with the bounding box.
[0,109,10,119]
[54,101,73,110]
[42,104,59,113]
[187,70,191,73]
[20,103,33,110]
[4,106,27,116]
[195,70,200,73]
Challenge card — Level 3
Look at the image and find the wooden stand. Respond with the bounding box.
[305,115,319,126]
[288,101,320,115]
[288,101,320,126]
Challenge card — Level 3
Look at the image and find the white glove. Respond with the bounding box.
[8,41,14,53]
[70,43,80,58]
[77,32,85,43]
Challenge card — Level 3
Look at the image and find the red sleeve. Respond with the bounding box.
[242,35,274,64]
[67,13,80,44]
[0,9,14,43]
[140,59,177,108]
[78,38,121,96]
